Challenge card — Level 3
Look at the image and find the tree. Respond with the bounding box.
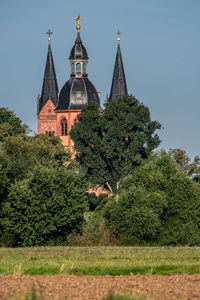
[0,133,70,202]
[104,151,200,245]
[1,166,88,246]
[104,186,166,245]
[0,145,10,200]
[168,148,200,183]
[0,107,22,137]
[70,95,161,192]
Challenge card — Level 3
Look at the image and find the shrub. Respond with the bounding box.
[104,187,166,245]
[87,192,109,211]
[67,211,117,246]
[1,166,88,246]
[104,152,200,245]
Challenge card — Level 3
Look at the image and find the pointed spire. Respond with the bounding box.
[38,31,59,114]
[109,32,128,101]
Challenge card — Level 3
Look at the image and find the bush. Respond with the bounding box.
[67,211,117,246]
[87,192,109,211]
[104,152,200,245]
[1,166,88,246]
[104,187,166,245]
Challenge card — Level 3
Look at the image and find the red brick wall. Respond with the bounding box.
[38,104,81,155]
[38,100,57,135]
[55,110,81,152]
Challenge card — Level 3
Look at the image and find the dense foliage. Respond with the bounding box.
[0,107,22,137]
[0,108,88,246]
[1,106,200,247]
[169,148,200,183]
[0,133,70,201]
[104,151,200,245]
[70,95,161,192]
[1,166,88,246]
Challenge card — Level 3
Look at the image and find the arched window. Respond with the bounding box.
[61,118,67,136]
[76,63,81,73]
[49,131,51,137]
[83,63,86,73]
[71,63,75,74]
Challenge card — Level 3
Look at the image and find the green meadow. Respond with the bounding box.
[1,246,200,276]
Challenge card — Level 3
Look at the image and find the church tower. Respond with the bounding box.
[109,30,128,101]
[37,30,59,136]
[55,15,100,151]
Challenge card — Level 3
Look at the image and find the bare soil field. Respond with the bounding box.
[0,274,200,300]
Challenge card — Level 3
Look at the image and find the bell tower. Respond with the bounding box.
[55,15,100,151]
[69,15,88,79]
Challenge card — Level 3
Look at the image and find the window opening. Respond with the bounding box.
[61,119,67,136]
[83,63,86,73]
[65,123,67,135]
[76,63,81,73]
[71,63,75,73]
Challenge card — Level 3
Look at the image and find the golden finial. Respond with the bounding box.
[75,14,80,32]
[116,29,122,44]
[46,29,53,45]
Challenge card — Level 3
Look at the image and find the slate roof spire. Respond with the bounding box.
[109,31,128,101]
[37,30,59,114]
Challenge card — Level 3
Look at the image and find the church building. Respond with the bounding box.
[37,16,128,151]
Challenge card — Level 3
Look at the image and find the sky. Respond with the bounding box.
[0,0,200,159]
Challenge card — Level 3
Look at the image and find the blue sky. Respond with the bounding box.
[0,0,200,159]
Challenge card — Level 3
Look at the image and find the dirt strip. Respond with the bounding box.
[0,274,200,300]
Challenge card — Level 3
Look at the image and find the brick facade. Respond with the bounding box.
[55,110,81,151]
[38,99,57,136]
[38,102,81,153]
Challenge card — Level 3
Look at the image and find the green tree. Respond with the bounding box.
[0,133,70,202]
[168,148,200,183]
[70,95,161,192]
[104,151,200,245]
[104,186,166,245]
[0,107,22,138]
[0,145,10,200]
[1,166,88,246]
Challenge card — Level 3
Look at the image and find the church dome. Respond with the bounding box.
[56,77,100,110]
[69,32,88,60]
[56,16,100,111]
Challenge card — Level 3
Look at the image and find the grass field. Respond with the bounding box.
[1,246,200,276]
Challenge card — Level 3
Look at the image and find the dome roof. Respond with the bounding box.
[69,32,88,60]
[56,78,100,110]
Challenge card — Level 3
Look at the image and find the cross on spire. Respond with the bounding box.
[46,29,53,45]
[116,29,122,44]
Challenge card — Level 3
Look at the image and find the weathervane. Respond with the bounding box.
[116,29,122,44]
[46,29,53,45]
[75,14,80,32]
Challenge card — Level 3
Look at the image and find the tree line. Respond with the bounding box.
[0,95,200,247]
